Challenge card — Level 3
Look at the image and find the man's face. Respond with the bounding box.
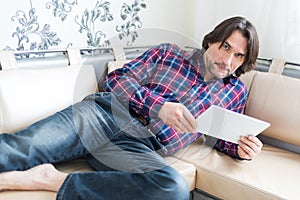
[203,30,247,81]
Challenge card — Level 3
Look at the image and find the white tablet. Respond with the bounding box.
[196,105,270,144]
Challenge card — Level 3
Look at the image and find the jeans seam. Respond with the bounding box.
[56,174,72,200]
[109,117,137,141]
[47,148,89,164]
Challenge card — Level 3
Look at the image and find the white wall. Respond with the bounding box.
[148,0,300,63]
[136,0,198,47]
[191,0,300,63]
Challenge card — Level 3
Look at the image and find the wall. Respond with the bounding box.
[0,0,198,55]
[1,0,299,63]
[192,0,300,63]
[1,0,150,51]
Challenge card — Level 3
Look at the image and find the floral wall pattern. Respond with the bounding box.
[2,1,299,63]
[3,0,147,54]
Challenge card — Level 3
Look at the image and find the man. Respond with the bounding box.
[0,16,261,200]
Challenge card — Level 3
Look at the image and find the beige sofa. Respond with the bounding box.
[0,49,299,200]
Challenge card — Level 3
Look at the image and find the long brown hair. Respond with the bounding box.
[202,16,259,77]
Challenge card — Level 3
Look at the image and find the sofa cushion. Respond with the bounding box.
[164,156,196,191]
[244,71,300,146]
[0,157,196,200]
[173,138,300,200]
[0,158,93,200]
[239,70,257,91]
[0,64,98,133]
[107,60,131,74]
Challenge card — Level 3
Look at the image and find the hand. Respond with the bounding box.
[238,135,263,160]
[158,102,197,133]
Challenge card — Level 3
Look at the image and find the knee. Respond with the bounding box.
[154,166,190,200]
[167,169,190,200]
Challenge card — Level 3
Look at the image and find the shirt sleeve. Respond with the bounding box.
[214,140,243,160]
[213,80,248,160]
[103,44,169,122]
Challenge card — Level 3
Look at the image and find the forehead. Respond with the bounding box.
[225,31,247,55]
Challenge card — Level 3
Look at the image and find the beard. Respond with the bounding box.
[204,53,230,82]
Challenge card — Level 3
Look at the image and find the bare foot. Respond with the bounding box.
[0,163,68,192]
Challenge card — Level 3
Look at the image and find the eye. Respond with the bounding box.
[223,42,230,50]
[236,53,245,59]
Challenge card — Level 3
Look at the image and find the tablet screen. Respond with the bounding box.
[196,105,271,144]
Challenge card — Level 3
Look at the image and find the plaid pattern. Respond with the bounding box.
[104,43,247,158]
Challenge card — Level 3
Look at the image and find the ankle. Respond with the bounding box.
[31,164,68,192]
[0,164,68,192]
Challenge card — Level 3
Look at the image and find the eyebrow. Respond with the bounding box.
[219,41,231,50]
[224,41,232,49]
[223,41,246,57]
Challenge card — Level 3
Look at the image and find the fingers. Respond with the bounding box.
[157,102,197,133]
[238,135,263,160]
[170,104,196,133]
[181,105,198,132]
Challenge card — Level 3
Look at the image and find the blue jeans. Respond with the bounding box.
[0,92,189,200]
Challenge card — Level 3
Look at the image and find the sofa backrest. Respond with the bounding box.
[240,59,300,153]
[0,50,98,134]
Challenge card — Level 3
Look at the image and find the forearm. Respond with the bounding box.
[214,139,243,160]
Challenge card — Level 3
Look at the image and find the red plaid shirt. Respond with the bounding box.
[104,43,248,159]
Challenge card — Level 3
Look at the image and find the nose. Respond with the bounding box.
[222,53,234,70]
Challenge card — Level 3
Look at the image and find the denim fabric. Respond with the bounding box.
[0,92,189,200]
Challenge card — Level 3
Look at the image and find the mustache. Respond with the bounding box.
[215,62,231,71]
